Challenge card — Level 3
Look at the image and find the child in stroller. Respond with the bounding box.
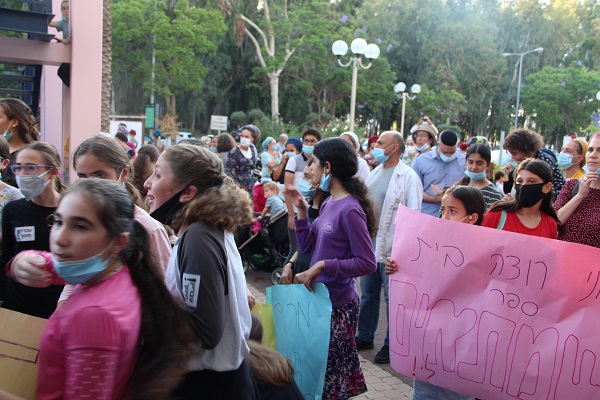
[238,208,289,284]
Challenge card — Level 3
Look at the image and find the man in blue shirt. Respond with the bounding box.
[413,130,466,217]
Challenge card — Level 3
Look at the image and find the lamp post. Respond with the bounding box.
[394,82,421,135]
[332,38,380,132]
[503,47,544,130]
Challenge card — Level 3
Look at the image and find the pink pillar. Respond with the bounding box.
[40,0,65,153]
[67,0,103,182]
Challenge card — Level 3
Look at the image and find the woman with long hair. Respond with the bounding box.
[286,137,377,399]
[216,133,236,166]
[482,159,559,238]
[0,98,40,187]
[144,144,258,399]
[0,142,65,318]
[554,133,600,248]
[455,144,502,210]
[9,179,197,398]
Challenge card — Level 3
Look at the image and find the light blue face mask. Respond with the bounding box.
[303,145,314,156]
[465,170,486,181]
[286,151,297,158]
[439,151,457,163]
[297,178,317,198]
[371,147,389,163]
[53,242,113,285]
[209,146,217,152]
[557,152,575,169]
[416,143,430,152]
[319,173,331,192]
[510,161,518,168]
[3,129,13,141]
[271,145,278,152]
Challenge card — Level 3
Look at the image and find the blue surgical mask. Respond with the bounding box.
[3,129,13,141]
[286,151,297,158]
[465,170,486,181]
[439,151,457,163]
[271,145,278,152]
[371,148,389,163]
[510,161,518,168]
[297,179,317,198]
[319,173,331,192]
[303,146,314,156]
[557,152,575,169]
[53,242,113,285]
[210,146,217,152]
[416,143,430,152]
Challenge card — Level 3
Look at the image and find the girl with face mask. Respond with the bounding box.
[0,142,65,318]
[285,138,377,399]
[144,145,259,399]
[456,144,503,210]
[482,159,559,239]
[0,99,41,188]
[8,179,198,399]
[385,185,484,400]
[553,133,600,248]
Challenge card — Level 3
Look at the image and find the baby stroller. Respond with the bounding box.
[238,209,289,285]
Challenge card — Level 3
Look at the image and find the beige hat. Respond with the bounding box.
[411,123,438,146]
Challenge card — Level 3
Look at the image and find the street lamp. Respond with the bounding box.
[503,47,544,130]
[332,38,380,132]
[394,82,421,135]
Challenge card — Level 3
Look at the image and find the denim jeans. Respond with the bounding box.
[357,262,389,346]
[413,379,474,400]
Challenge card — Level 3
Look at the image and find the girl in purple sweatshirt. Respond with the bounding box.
[286,137,377,399]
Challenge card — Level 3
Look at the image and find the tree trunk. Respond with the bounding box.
[166,95,176,116]
[100,0,111,132]
[268,71,279,120]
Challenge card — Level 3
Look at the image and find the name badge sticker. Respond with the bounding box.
[182,273,201,308]
[15,226,35,242]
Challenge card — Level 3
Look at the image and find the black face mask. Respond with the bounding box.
[515,183,546,208]
[150,188,186,226]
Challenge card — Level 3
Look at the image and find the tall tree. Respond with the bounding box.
[112,0,226,116]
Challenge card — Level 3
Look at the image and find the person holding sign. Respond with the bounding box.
[386,185,484,400]
[482,159,559,238]
[554,133,600,248]
[285,137,377,399]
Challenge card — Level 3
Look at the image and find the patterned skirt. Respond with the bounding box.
[323,297,367,400]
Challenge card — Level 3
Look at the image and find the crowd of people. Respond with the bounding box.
[0,96,598,400]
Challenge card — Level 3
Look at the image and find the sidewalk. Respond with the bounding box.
[246,279,414,399]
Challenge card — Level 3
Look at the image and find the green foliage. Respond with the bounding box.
[521,66,600,136]
[112,0,226,112]
[230,111,247,127]
[406,85,467,129]
[248,109,265,122]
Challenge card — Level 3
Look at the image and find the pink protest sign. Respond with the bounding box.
[389,207,600,400]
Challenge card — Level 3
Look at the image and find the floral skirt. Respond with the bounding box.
[323,297,367,400]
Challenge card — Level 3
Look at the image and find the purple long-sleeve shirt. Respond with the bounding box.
[295,195,376,307]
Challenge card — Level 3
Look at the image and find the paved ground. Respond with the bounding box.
[245,268,414,399]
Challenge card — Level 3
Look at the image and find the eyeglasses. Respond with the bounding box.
[303,139,318,145]
[10,164,53,174]
[415,133,430,139]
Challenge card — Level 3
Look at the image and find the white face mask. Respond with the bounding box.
[16,169,51,200]
[406,146,417,156]
[240,137,252,148]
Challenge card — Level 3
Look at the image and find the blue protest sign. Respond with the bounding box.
[267,283,332,400]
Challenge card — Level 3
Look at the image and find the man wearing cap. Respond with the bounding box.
[413,130,466,217]
[356,131,423,364]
